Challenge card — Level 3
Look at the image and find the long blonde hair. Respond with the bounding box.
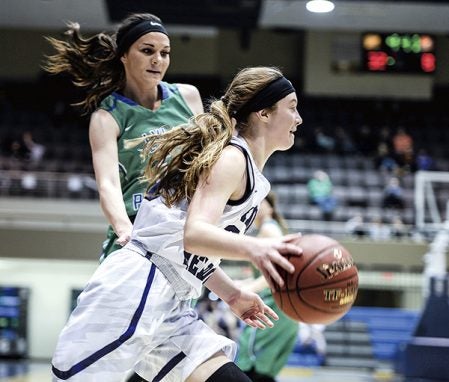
[137,66,284,206]
[43,13,164,114]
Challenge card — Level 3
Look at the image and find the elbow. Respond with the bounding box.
[183,227,194,253]
[183,224,198,253]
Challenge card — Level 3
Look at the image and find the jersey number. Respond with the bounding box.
[224,206,258,234]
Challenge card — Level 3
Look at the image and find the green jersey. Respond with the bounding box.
[98,82,194,258]
[236,219,299,378]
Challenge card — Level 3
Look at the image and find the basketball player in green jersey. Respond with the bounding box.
[45,13,203,259]
[237,193,299,382]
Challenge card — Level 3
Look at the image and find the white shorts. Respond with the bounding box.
[51,248,236,382]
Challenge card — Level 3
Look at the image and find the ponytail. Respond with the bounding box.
[141,100,233,206]
[44,22,124,114]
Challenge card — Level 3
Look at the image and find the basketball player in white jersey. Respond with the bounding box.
[51,66,303,382]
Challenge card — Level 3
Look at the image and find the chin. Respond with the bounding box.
[286,137,295,149]
[278,142,294,152]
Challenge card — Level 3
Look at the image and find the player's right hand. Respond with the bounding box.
[249,232,303,290]
[115,231,131,246]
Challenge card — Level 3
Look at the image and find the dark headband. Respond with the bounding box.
[116,20,168,57]
[234,76,295,121]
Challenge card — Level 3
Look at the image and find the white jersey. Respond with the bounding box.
[128,135,270,299]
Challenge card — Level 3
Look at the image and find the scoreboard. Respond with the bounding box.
[362,33,436,74]
[0,286,28,358]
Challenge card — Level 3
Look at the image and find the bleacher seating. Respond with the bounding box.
[0,94,448,233]
[286,306,420,369]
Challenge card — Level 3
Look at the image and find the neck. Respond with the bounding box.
[239,134,272,171]
[123,80,161,110]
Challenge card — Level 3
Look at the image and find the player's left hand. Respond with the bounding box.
[226,289,278,329]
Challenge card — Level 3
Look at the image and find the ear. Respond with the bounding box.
[120,54,127,64]
[255,108,270,123]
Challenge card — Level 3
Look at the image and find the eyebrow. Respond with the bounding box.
[141,43,171,49]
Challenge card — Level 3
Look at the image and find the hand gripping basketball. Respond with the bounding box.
[271,234,358,324]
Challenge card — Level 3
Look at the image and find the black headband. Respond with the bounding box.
[234,76,295,121]
[116,20,168,57]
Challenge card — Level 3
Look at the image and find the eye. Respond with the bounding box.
[161,51,170,57]
[142,48,154,55]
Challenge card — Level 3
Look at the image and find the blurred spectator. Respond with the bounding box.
[368,215,391,241]
[415,148,435,171]
[22,131,46,164]
[314,127,335,152]
[307,170,337,220]
[392,127,413,157]
[345,214,367,238]
[398,147,416,174]
[392,127,414,173]
[335,127,356,154]
[196,294,239,341]
[382,177,405,210]
[390,215,407,240]
[374,142,399,174]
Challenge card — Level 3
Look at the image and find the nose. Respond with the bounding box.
[296,110,303,126]
[151,53,161,65]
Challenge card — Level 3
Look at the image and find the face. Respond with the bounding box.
[266,92,302,151]
[121,32,171,86]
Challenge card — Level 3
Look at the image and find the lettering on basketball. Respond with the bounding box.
[322,280,357,305]
[183,251,217,282]
[316,248,354,280]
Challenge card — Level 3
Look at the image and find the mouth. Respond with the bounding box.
[146,70,161,75]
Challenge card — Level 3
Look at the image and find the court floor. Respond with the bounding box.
[0,360,405,382]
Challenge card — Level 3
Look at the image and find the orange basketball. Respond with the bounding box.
[272,234,358,324]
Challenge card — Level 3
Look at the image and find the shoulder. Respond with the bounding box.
[90,108,116,125]
[89,108,120,137]
[212,145,247,178]
[176,83,204,115]
[223,144,247,162]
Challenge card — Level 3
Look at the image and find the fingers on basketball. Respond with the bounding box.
[271,234,358,324]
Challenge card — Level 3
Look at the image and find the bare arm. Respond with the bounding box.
[205,267,278,329]
[184,146,301,288]
[177,83,204,115]
[241,220,286,293]
[89,109,132,245]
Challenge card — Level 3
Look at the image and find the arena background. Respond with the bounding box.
[0,1,448,381]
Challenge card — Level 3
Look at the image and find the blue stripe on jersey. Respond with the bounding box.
[110,82,171,109]
[52,258,157,380]
[152,351,186,382]
[159,81,172,100]
[111,91,139,106]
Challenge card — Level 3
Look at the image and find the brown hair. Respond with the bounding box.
[137,66,284,206]
[43,13,164,114]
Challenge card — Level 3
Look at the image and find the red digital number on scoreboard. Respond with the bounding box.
[421,53,436,73]
[367,51,388,71]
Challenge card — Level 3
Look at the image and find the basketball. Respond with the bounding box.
[272,234,358,324]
